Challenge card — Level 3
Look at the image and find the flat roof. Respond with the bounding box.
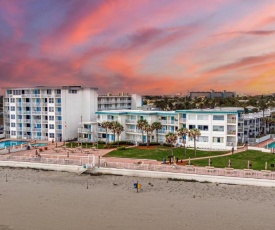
[2,86,98,90]
[176,107,244,114]
[96,110,176,116]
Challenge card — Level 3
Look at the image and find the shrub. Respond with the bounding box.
[163,143,172,147]
[138,143,147,146]
[117,146,126,150]
[149,142,160,146]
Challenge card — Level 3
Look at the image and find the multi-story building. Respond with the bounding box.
[97,92,142,111]
[242,109,275,143]
[78,108,246,150]
[189,90,236,99]
[177,108,244,150]
[3,86,98,141]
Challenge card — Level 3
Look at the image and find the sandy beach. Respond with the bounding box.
[0,168,275,230]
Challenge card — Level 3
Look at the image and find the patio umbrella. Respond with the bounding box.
[71,142,72,148]
[208,158,211,167]
[228,159,231,167]
[248,160,250,169]
[265,162,267,170]
[86,143,87,149]
[188,157,191,165]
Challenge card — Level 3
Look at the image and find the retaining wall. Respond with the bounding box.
[91,167,275,187]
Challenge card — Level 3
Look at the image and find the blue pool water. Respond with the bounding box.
[0,140,28,149]
[266,142,275,148]
[31,143,48,147]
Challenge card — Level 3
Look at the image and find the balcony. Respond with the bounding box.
[179,118,186,123]
[55,103,62,106]
[78,128,91,133]
[23,127,31,131]
[32,119,41,124]
[125,129,142,133]
[42,120,48,123]
[23,119,31,123]
[17,119,23,123]
[227,130,237,135]
[32,128,41,132]
[97,128,107,132]
[227,119,236,124]
[55,120,62,124]
[55,112,62,116]
[125,119,137,123]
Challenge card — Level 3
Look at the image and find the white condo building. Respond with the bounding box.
[78,107,250,150]
[3,86,98,142]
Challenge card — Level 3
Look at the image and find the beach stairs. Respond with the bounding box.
[77,164,95,175]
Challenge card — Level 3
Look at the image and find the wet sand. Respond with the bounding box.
[0,167,275,230]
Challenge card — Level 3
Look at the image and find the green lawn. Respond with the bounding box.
[104,146,227,161]
[192,150,275,171]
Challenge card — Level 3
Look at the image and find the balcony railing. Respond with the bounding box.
[227,119,236,124]
[125,119,137,123]
[125,129,142,133]
[179,118,186,122]
[23,119,31,123]
[78,128,91,133]
[227,130,237,135]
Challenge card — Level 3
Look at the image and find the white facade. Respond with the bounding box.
[177,108,242,150]
[78,108,245,150]
[3,86,98,142]
[97,93,142,111]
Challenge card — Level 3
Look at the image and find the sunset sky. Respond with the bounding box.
[0,0,275,95]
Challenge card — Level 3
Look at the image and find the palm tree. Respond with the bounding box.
[115,123,124,146]
[165,132,177,156]
[101,121,111,145]
[259,98,269,135]
[137,119,148,143]
[142,124,153,147]
[188,128,201,157]
[177,127,189,157]
[151,121,162,143]
[110,121,120,144]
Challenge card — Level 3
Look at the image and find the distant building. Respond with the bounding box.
[98,92,142,111]
[189,90,236,99]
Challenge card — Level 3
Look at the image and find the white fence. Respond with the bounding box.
[256,134,271,143]
[0,134,5,139]
[94,157,275,181]
[248,146,273,153]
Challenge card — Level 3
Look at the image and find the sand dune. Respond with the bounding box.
[0,167,274,230]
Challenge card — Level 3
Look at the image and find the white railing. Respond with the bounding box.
[96,159,275,181]
[226,142,236,146]
[256,135,271,143]
[227,130,237,135]
[78,128,91,133]
[227,119,236,124]
[125,119,137,123]
[179,118,186,122]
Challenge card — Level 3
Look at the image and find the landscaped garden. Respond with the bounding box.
[192,150,275,170]
[104,145,228,161]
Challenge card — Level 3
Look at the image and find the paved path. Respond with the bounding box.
[190,147,247,161]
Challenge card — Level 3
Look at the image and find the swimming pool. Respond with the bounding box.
[0,140,28,149]
[31,143,48,147]
[266,142,275,148]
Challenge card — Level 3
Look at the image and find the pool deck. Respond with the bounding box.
[256,138,275,148]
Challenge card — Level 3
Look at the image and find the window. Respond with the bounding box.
[49,133,55,138]
[197,136,209,142]
[49,107,54,112]
[11,131,16,136]
[10,98,15,103]
[11,115,15,120]
[213,137,224,143]
[49,124,54,129]
[197,115,208,120]
[198,125,208,131]
[12,90,21,95]
[188,114,196,120]
[49,116,54,121]
[49,98,54,103]
[56,89,61,94]
[69,89,77,94]
[213,115,224,120]
[47,89,52,95]
[213,125,224,132]
[10,106,15,111]
[11,123,16,127]
[189,125,196,129]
